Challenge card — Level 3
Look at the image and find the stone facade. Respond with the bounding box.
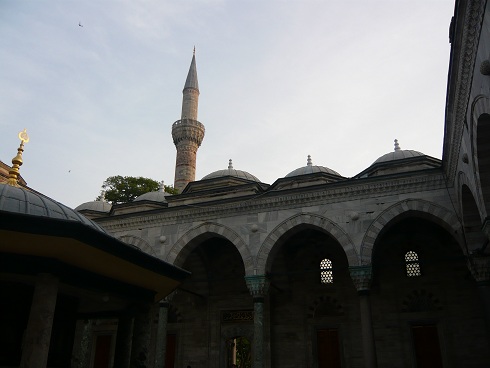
[77,1,490,367]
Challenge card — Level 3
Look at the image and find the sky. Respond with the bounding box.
[0,0,455,208]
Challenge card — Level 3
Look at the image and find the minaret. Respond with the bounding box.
[172,49,205,192]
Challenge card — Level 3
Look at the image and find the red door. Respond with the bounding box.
[93,335,112,368]
[317,329,341,368]
[411,325,443,368]
[165,334,177,368]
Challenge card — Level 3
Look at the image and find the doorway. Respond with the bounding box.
[226,336,251,368]
[92,335,112,368]
[317,328,341,368]
[165,334,177,368]
[411,324,443,368]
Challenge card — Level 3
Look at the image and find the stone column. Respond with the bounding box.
[130,302,153,368]
[349,266,377,368]
[20,273,59,368]
[73,319,93,368]
[114,311,134,368]
[245,275,270,368]
[155,295,172,368]
[468,254,490,336]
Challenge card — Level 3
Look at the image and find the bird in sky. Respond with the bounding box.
[78,22,83,27]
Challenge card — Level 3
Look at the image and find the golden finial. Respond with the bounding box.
[7,129,29,187]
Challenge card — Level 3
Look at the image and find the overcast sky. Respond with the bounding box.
[0,0,455,208]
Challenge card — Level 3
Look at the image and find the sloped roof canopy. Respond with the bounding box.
[0,183,189,303]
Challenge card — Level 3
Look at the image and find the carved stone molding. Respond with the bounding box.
[99,173,446,232]
[349,265,372,292]
[245,275,269,299]
[445,0,487,183]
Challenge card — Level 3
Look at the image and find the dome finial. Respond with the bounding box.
[394,139,401,151]
[7,129,29,187]
[228,159,233,169]
[307,155,312,166]
[159,180,165,192]
[193,46,196,56]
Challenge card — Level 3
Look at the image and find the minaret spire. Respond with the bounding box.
[172,50,205,193]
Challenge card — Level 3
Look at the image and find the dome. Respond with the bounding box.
[373,139,424,164]
[0,183,108,233]
[75,200,112,212]
[202,159,260,182]
[286,155,340,177]
[75,190,112,213]
[134,181,168,202]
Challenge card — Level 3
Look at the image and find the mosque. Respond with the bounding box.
[2,0,490,367]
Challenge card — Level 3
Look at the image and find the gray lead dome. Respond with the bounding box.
[373,139,424,164]
[202,159,260,182]
[286,155,340,177]
[0,183,107,233]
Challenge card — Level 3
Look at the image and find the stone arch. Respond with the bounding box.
[166,222,253,274]
[470,94,490,129]
[461,182,487,252]
[360,199,463,265]
[118,234,157,256]
[458,170,486,220]
[475,111,490,215]
[257,213,358,275]
[470,95,490,213]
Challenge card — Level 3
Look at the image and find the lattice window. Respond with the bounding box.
[405,251,422,277]
[320,258,333,284]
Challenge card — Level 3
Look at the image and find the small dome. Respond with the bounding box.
[134,181,168,202]
[373,139,424,164]
[0,183,107,233]
[75,190,112,213]
[202,159,260,182]
[286,155,340,177]
[75,200,112,212]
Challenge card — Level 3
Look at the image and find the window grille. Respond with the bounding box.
[320,258,333,284]
[405,251,422,277]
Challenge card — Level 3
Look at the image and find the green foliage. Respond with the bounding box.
[97,176,178,204]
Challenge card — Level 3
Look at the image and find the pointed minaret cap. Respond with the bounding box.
[184,47,199,91]
[394,139,401,151]
[307,155,313,166]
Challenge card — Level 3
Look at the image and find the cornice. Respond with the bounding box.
[445,0,486,184]
[98,172,447,232]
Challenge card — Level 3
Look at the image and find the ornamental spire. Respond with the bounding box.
[394,139,401,151]
[7,129,29,187]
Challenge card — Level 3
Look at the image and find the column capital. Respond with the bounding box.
[349,265,373,292]
[468,254,490,284]
[245,275,269,299]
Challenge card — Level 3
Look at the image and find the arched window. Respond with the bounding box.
[320,258,333,284]
[405,251,421,277]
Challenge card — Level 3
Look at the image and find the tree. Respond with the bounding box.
[98,176,178,204]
